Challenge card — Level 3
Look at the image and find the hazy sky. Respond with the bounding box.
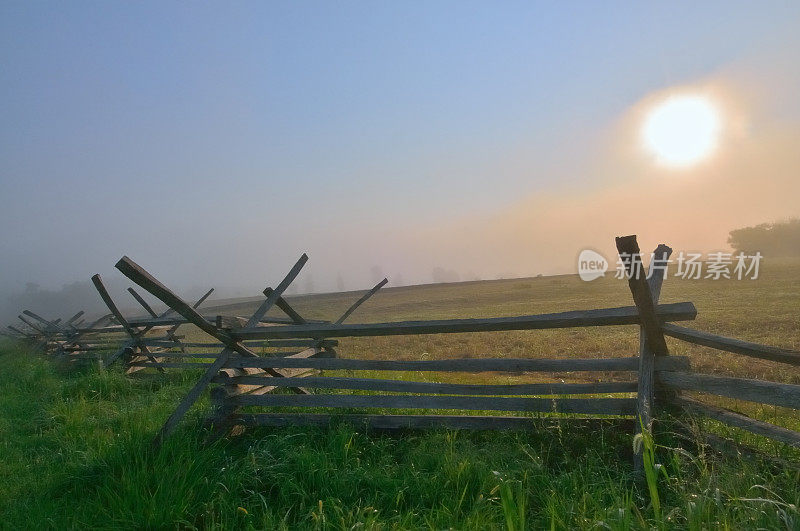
[2,1,799,302]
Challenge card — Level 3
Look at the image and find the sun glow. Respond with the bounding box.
[642,95,721,167]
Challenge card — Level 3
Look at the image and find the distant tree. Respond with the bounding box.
[336,273,345,292]
[370,265,384,285]
[303,275,315,294]
[1,279,123,324]
[728,218,800,257]
[24,282,40,293]
[432,267,460,284]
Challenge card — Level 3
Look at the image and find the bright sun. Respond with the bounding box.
[642,95,721,167]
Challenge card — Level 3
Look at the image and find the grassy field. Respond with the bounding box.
[1,258,799,529]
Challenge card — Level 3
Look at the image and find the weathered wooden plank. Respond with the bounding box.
[67,313,113,342]
[672,396,800,448]
[234,413,635,431]
[116,257,314,441]
[632,242,672,471]
[59,344,119,352]
[137,351,218,358]
[162,287,214,319]
[662,323,800,367]
[82,312,310,331]
[65,311,85,326]
[215,315,250,330]
[103,343,134,367]
[154,288,215,343]
[88,302,700,338]
[128,287,159,318]
[6,325,29,337]
[138,339,338,349]
[75,321,124,333]
[230,394,637,414]
[263,287,307,324]
[115,257,222,339]
[335,278,388,324]
[215,376,637,395]
[91,275,138,338]
[225,355,690,372]
[22,310,58,330]
[215,367,316,382]
[223,268,315,394]
[659,371,800,410]
[18,315,43,332]
[139,350,309,359]
[129,362,214,369]
[115,257,301,380]
[138,334,185,343]
[230,302,697,340]
[215,315,305,330]
[153,349,232,446]
[124,314,312,329]
[146,352,234,358]
[164,289,216,352]
[615,236,669,356]
[92,274,165,371]
[246,254,308,328]
[638,243,672,422]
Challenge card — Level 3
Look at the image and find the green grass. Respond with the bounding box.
[1,259,799,529]
[1,349,798,529]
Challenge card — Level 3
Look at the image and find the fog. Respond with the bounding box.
[1,3,799,323]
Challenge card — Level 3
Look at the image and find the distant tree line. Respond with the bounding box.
[728,218,800,257]
[432,267,460,284]
[0,279,112,324]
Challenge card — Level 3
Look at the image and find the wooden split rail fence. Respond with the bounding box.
[3,234,799,468]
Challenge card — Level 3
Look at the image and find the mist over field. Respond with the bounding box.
[1,3,799,320]
[2,4,800,529]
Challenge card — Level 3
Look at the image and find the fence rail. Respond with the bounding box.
[662,323,800,366]
[670,396,800,448]
[212,376,638,395]
[227,302,697,340]
[658,370,800,410]
[221,355,690,372]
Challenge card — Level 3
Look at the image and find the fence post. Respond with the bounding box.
[115,254,311,445]
[615,236,671,471]
[91,274,165,372]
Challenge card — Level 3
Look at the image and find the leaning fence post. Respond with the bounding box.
[115,255,310,445]
[335,278,388,324]
[615,236,671,471]
[91,274,164,372]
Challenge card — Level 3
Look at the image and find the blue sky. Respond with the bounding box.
[1,1,799,303]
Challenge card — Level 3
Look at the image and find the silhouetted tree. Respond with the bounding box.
[370,265,384,285]
[432,267,460,284]
[728,219,800,257]
[304,275,315,294]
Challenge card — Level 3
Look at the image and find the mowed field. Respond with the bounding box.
[203,257,800,383]
[0,258,798,528]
